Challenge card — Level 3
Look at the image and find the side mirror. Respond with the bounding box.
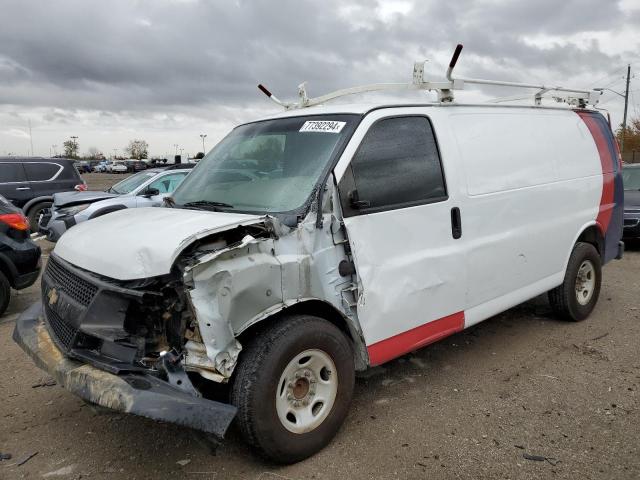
[348,189,370,209]
[143,187,160,198]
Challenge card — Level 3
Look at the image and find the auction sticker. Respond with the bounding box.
[299,121,346,133]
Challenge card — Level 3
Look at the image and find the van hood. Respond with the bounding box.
[53,190,119,207]
[54,207,264,280]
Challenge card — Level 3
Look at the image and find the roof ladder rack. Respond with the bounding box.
[258,44,601,110]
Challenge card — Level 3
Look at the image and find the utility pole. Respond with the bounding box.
[621,64,631,154]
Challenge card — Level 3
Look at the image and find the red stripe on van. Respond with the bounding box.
[367,312,465,366]
[576,111,615,233]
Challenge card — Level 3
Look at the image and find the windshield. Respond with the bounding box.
[172,115,358,213]
[109,171,156,194]
[622,167,640,191]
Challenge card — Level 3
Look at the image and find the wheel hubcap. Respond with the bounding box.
[276,349,338,434]
[575,260,596,306]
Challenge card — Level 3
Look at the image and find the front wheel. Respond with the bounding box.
[27,201,52,232]
[231,315,355,463]
[548,242,602,321]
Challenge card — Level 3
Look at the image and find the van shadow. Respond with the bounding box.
[42,296,566,474]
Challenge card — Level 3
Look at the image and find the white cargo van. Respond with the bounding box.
[14,47,624,463]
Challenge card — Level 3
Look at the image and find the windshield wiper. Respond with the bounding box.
[182,200,234,211]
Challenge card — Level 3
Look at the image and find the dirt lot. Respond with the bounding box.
[1,173,639,479]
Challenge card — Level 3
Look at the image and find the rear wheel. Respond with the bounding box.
[26,201,52,232]
[231,315,355,463]
[0,270,11,316]
[548,242,601,321]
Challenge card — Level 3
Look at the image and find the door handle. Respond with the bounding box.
[16,187,31,191]
[451,207,462,239]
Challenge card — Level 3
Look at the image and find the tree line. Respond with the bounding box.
[62,139,149,160]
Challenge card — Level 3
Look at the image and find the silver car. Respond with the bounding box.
[40,168,191,241]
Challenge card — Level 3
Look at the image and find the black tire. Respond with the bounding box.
[0,270,11,316]
[231,315,355,463]
[548,242,601,321]
[26,201,52,232]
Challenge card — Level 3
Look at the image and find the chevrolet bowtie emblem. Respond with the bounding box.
[47,288,59,306]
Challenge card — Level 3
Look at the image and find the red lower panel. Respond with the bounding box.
[367,312,465,366]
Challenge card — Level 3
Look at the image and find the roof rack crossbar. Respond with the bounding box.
[258,44,601,110]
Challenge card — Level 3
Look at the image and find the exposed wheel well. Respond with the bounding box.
[577,225,604,261]
[236,300,368,370]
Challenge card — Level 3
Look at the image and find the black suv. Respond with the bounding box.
[0,194,41,315]
[0,157,86,230]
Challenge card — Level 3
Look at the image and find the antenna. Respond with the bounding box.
[258,44,601,110]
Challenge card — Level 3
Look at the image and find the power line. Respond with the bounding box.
[587,66,629,88]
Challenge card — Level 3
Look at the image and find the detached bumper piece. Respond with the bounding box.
[13,302,237,440]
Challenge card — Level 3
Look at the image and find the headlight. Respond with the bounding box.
[58,203,91,216]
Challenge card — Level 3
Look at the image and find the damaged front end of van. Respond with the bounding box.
[13,189,363,442]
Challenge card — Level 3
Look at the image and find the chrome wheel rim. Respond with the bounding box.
[275,349,338,434]
[575,260,596,306]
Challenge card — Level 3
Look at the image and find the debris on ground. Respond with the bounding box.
[0,453,12,461]
[15,451,38,466]
[31,376,56,388]
[42,464,76,477]
[523,453,559,466]
[177,459,191,466]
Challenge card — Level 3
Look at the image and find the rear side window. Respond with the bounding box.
[0,163,27,183]
[347,116,446,212]
[24,162,61,181]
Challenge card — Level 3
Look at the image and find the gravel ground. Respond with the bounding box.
[0,173,639,479]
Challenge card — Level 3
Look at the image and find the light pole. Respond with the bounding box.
[113,149,117,159]
[199,134,207,154]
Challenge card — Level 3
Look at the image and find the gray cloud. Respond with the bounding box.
[0,0,638,156]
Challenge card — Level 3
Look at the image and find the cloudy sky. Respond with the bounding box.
[1,0,639,158]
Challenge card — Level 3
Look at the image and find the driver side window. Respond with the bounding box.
[147,173,187,194]
[341,116,447,216]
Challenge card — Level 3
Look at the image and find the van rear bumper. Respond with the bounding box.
[12,302,237,440]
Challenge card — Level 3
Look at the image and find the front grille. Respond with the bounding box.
[45,256,98,306]
[45,302,78,350]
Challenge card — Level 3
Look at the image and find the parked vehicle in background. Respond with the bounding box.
[111,162,128,174]
[124,160,147,172]
[133,160,147,171]
[93,160,112,172]
[74,161,92,173]
[0,157,86,230]
[622,164,640,238]
[39,168,191,241]
[0,194,41,315]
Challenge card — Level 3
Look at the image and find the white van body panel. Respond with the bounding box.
[336,105,608,363]
[450,109,603,317]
